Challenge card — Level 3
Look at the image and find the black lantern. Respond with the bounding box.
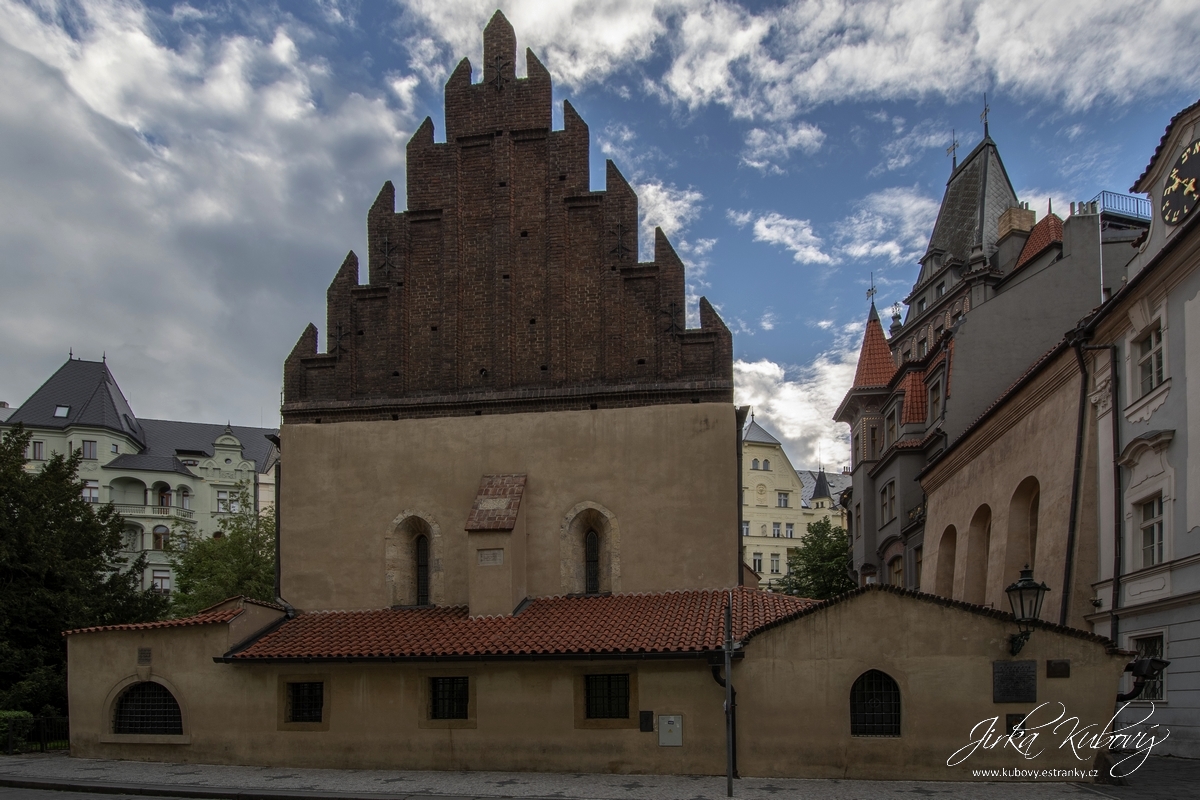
[1004,565,1050,656]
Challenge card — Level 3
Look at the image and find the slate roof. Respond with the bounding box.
[851,305,896,388]
[798,469,850,506]
[924,137,1018,264]
[224,588,815,661]
[1013,213,1064,272]
[810,468,832,499]
[742,418,781,445]
[2,359,278,473]
[1132,97,1200,192]
[5,359,144,445]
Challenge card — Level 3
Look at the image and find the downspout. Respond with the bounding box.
[735,406,751,586]
[1061,338,1090,626]
[709,665,738,778]
[266,433,295,619]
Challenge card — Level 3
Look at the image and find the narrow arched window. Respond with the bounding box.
[585,530,600,595]
[113,681,182,735]
[850,669,901,736]
[763,458,770,470]
[152,525,169,550]
[415,535,430,605]
[751,459,760,470]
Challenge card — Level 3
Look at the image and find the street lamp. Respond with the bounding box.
[1005,565,1050,656]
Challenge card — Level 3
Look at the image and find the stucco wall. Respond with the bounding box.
[279,403,738,611]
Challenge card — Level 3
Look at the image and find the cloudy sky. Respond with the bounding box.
[2,0,1198,467]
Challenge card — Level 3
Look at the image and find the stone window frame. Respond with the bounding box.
[277,674,330,731]
[573,667,639,729]
[1119,432,1175,574]
[99,675,191,745]
[559,502,621,596]
[1124,629,1168,704]
[418,668,477,729]
[1122,296,1170,424]
[387,511,444,608]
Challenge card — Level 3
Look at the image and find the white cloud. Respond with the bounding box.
[727,209,752,228]
[0,0,411,424]
[835,186,940,266]
[741,120,825,172]
[633,179,705,260]
[752,212,832,264]
[759,310,777,331]
[873,119,956,174]
[733,320,863,468]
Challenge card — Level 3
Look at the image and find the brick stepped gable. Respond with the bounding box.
[284,12,732,424]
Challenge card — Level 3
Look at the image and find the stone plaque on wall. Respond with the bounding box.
[993,660,1037,703]
[477,548,504,566]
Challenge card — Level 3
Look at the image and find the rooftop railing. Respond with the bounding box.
[1090,191,1152,221]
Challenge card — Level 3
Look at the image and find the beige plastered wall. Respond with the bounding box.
[920,351,1100,628]
[737,591,1129,780]
[279,403,738,611]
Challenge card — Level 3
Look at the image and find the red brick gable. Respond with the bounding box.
[225,588,814,660]
[283,12,732,424]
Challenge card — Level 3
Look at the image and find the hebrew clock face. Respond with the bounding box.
[1161,137,1200,226]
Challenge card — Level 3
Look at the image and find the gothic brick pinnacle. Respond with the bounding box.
[283,11,732,424]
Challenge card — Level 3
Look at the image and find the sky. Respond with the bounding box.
[2,0,1199,468]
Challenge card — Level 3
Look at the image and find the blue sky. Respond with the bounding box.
[1,0,1198,467]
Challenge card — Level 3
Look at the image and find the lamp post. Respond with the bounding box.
[1005,565,1050,656]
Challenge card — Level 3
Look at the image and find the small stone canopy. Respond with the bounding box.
[465,474,527,531]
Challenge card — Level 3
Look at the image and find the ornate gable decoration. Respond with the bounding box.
[283,12,732,424]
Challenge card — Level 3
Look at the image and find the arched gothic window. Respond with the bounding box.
[415,535,430,606]
[585,530,600,595]
[113,682,183,735]
[850,669,901,737]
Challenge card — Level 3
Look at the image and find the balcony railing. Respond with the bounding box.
[112,504,195,521]
[1091,191,1152,222]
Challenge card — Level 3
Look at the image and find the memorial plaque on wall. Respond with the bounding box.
[993,660,1037,703]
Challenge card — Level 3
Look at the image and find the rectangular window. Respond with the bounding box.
[1140,495,1164,567]
[785,523,794,539]
[928,381,942,423]
[917,298,927,313]
[82,440,97,460]
[914,547,923,592]
[741,521,749,537]
[853,433,860,466]
[889,557,903,587]
[31,441,44,461]
[880,482,896,523]
[777,492,789,508]
[216,490,237,513]
[111,443,119,454]
[770,553,781,574]
[855,504,862,539]
[936,282,946,298]
[918,339,928,357]
[286,682,324,723]
[1133,636,1165,701]
[53,405,69,418]
[886,413,897,446]
[585,674,629,719]
[151,569,171,593]
[772,522,781,537]
[1137,323,1165,398]
[752,553,763,573]
[430,677,469,720]
[82,480,99,503]
[869,426,879,459]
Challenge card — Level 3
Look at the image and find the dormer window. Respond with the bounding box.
[53,405,69,418]
[917,298,926,313]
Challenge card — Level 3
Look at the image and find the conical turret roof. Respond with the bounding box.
[851,304,896,388]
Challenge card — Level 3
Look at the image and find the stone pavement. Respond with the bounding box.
[0,753,1193,800]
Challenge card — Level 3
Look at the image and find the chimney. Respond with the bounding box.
[998,205,1036,241]
[464,474,528,617]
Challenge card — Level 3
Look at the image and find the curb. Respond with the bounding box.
[0,777,547,800]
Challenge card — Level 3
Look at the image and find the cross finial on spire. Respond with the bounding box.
[866,272,877,303]
[981,93,990,138]
[68,348,73,359]
[946,129,959,170]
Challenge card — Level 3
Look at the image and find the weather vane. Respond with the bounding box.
[981,93,990,138]
[946,129,959,169]
[866,272,877,302]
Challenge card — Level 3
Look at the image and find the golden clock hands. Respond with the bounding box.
[1184,177,1197,198]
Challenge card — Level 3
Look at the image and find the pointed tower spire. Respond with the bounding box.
[852,303,896,388]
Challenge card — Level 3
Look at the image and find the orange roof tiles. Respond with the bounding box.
[229,588,814,660]
[900,372,927,424]
[852,306,896,388]
[1014,213,1063,272]
[65,607,242,636]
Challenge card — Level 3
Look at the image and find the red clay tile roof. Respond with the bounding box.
[227,588,814,661]
[65,607,242,636]
[852,306,896,388]
[1014,213,1063,272]
[465,474,526,531]
[899,372,927,424]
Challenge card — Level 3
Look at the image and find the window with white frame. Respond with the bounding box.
[216,490,239,513]
[1140,495,1164,567]
[752,553,763,573]
[785,523,794,538]
[1132,634,1165,701]
[741,521,749,537]
[777,492,789,508]
[770,553,780,574]
[772,522,781,538]
[1136,323,1164,399]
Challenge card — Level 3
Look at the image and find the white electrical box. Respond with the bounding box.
[658,714,683,746]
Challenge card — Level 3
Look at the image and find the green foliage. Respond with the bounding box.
[0,425,167,713]
[775,517,858,600]
[167,482,275,618]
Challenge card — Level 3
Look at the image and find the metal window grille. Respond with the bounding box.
[585,530,600,595]
[850,670,901,736]
[415,535,430,605]
[585,674,629,719]
[286,682,324,723]
[1134,636,1165,701]
[430,677,469,719]
[137,647,152,666]
[112,682,183,735]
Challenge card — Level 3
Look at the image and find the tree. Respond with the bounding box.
[776,517,857,600]
[0,425,167,713]
[166,482,275,618]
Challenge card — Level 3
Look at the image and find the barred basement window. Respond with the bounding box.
[430,677,469,719]
[113,681,183,735]
[286,682,324,723]
[850,670,901,737]
[585,530,600,595]
[415,535,430,605]
[585,674,629,719]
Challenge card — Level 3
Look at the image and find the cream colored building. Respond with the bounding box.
[742,418,848,588]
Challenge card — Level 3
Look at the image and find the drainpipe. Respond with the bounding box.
[265,433,294,619]
[735,406,751,586]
